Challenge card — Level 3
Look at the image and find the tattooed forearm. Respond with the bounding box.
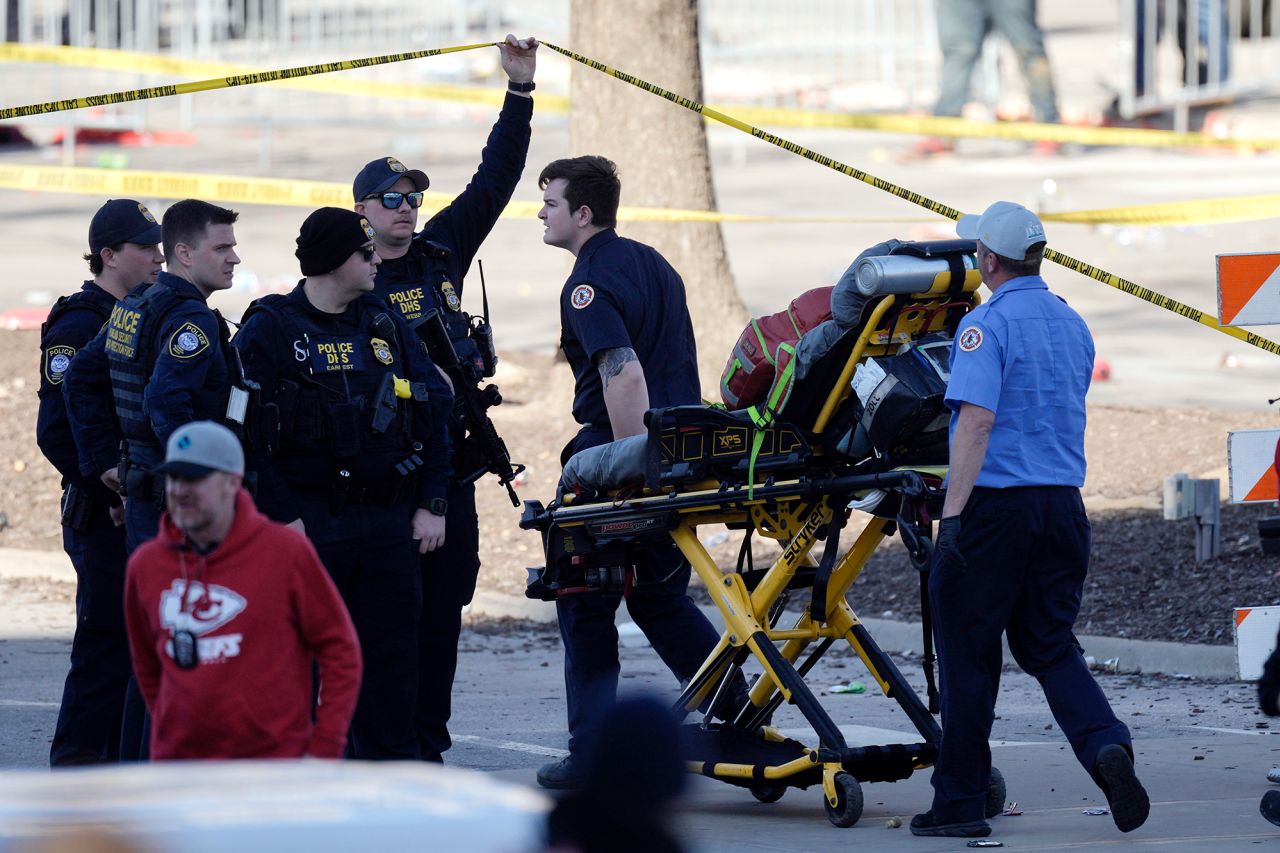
[595,347,638,391]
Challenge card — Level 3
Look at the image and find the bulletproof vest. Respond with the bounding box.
[244,294,417,460]
[38,286,113,399]
[378,236,485,373]
[104,282,231,453]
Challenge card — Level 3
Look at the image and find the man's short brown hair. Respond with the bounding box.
[538,156,620,229]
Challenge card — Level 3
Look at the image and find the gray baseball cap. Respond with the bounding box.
[155,421,244,479]
[955,201,1046,261]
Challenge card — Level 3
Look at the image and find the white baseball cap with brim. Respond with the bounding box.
[955,201,1046,261]
[154,421,245,479]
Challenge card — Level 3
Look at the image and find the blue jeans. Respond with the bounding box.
[934,0,1060,122]
[1135,0,1230,95]
[928,486,1131,822]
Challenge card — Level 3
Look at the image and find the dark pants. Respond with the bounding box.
[120,487,163,762]
[296,492,422,760]
[49,502,131,766]
[934,0,1060,123]
[556,427,736,755]
[928,486,1131,822]
[415,478,480,762]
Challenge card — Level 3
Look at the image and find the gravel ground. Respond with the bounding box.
[3,328,1277,646]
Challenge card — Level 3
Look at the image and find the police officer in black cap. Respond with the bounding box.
[64,199,243,554]
[37,199,162,765]
[352,32,536,763]
[234,207,454,760]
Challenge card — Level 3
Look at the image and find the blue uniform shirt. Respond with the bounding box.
[945,275,1094,488]
[559,230,701,428]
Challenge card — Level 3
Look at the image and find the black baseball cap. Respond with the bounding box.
[352,156,429,201]
[88,199,163,254]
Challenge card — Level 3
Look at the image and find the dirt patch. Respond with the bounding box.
[3,328,1278,646]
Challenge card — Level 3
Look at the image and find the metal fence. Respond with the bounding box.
[1119,0,1280,130]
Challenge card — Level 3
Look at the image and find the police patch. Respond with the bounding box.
[43,345,75,385]
[441,280,461,312]
[958,326,984,352]
[387,157,406,173]
[359,217,376,240]
[167,321,210,359]
[570,284,595,310]
[371,336,393,365]
[139,203,156,223]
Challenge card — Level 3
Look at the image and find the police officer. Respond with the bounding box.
[38,199,162,765]
[234,207,453,760]
[912,202,1148,839]
[352,32,537,763]
[534,155,747,789]
[64,198,242,554]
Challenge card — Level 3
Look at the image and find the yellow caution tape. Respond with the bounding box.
[0,42,571,113]
[0,41,496,121]
[1041,194,1280,227]
[0,163,934,224]
[6,42,1277,150]
[542,41,1280,357]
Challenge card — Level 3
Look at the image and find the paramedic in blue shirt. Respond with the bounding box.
[533,155,743,790]
[911,201,1150,839]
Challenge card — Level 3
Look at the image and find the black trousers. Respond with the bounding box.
[415,478,480,762]
[49,502,130,766]
[296,493,422,760]
[928,486,1131,822]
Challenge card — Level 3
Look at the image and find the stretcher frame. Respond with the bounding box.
[522,268,987,827]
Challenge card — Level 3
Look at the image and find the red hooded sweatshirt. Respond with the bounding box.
[125,488,362,759]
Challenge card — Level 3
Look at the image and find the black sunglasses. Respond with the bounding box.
[358,244,377,261]
[363,191,424,210]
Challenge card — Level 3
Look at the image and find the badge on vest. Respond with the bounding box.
[168,322,210,359]
[371,336,394,365]
[570,284,595,310]
[43,345,75,385]
[441,280,461,312]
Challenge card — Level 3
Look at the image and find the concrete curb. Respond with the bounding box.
[4,548,1239,679]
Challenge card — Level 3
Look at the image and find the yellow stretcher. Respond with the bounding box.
[521,239,1008,827]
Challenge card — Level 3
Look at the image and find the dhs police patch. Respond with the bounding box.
[570,284,595,310]
[168,321,210,359]
[43,345,75,385]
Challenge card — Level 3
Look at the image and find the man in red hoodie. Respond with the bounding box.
[124,420,362,759]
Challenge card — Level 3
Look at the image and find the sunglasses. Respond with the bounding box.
[358,244,377,261]
[364,191,424,210]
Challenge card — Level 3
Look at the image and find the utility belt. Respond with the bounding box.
[119,450,165,504]
[60,482,108,532]
[290,443,427,513]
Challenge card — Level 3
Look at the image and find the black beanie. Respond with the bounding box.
[295,207,376,276]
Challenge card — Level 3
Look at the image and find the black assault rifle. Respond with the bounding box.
[419,279,525,506]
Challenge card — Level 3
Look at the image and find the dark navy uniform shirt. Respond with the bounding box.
[375,92,532,379]
[945,275,1094,488]
[559,229,701,428]
[233,282,454,524]
[36,281,118,499]
[63,271,232,474]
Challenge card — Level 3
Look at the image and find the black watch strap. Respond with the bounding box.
[507,80,535,93]
[427,497,449,516]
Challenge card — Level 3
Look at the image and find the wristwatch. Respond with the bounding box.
[508,80,535,93]
[427,497,449,517]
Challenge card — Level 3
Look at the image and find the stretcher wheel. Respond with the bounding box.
[750,784,786,804]
[985,766,1007,819]
[824,772,863,828]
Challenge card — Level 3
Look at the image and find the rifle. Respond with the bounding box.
[419,299,525,507]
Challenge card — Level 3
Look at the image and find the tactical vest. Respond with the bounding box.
[378,236,484,372]
[104,282,232,454]
[243,293,420,466]
[38,286,113,399]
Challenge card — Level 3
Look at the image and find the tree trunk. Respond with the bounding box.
[568,0,747,396]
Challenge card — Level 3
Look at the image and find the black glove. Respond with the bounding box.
[935,516,966,569]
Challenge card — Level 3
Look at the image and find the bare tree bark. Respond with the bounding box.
[568,0,748,395]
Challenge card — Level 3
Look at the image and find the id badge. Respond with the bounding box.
[226,386,249,425]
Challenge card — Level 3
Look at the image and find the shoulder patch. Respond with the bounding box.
[43,345,76,385]
[167,321,210,359]
[570,284,595,310]
[957,326,984,353]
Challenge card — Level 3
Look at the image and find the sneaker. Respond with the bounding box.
[1094,744,1150,833]
[1262,789,1280,826]
[536,755,585,790]
[1266,766,1280,784]
[908,810,991,838]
